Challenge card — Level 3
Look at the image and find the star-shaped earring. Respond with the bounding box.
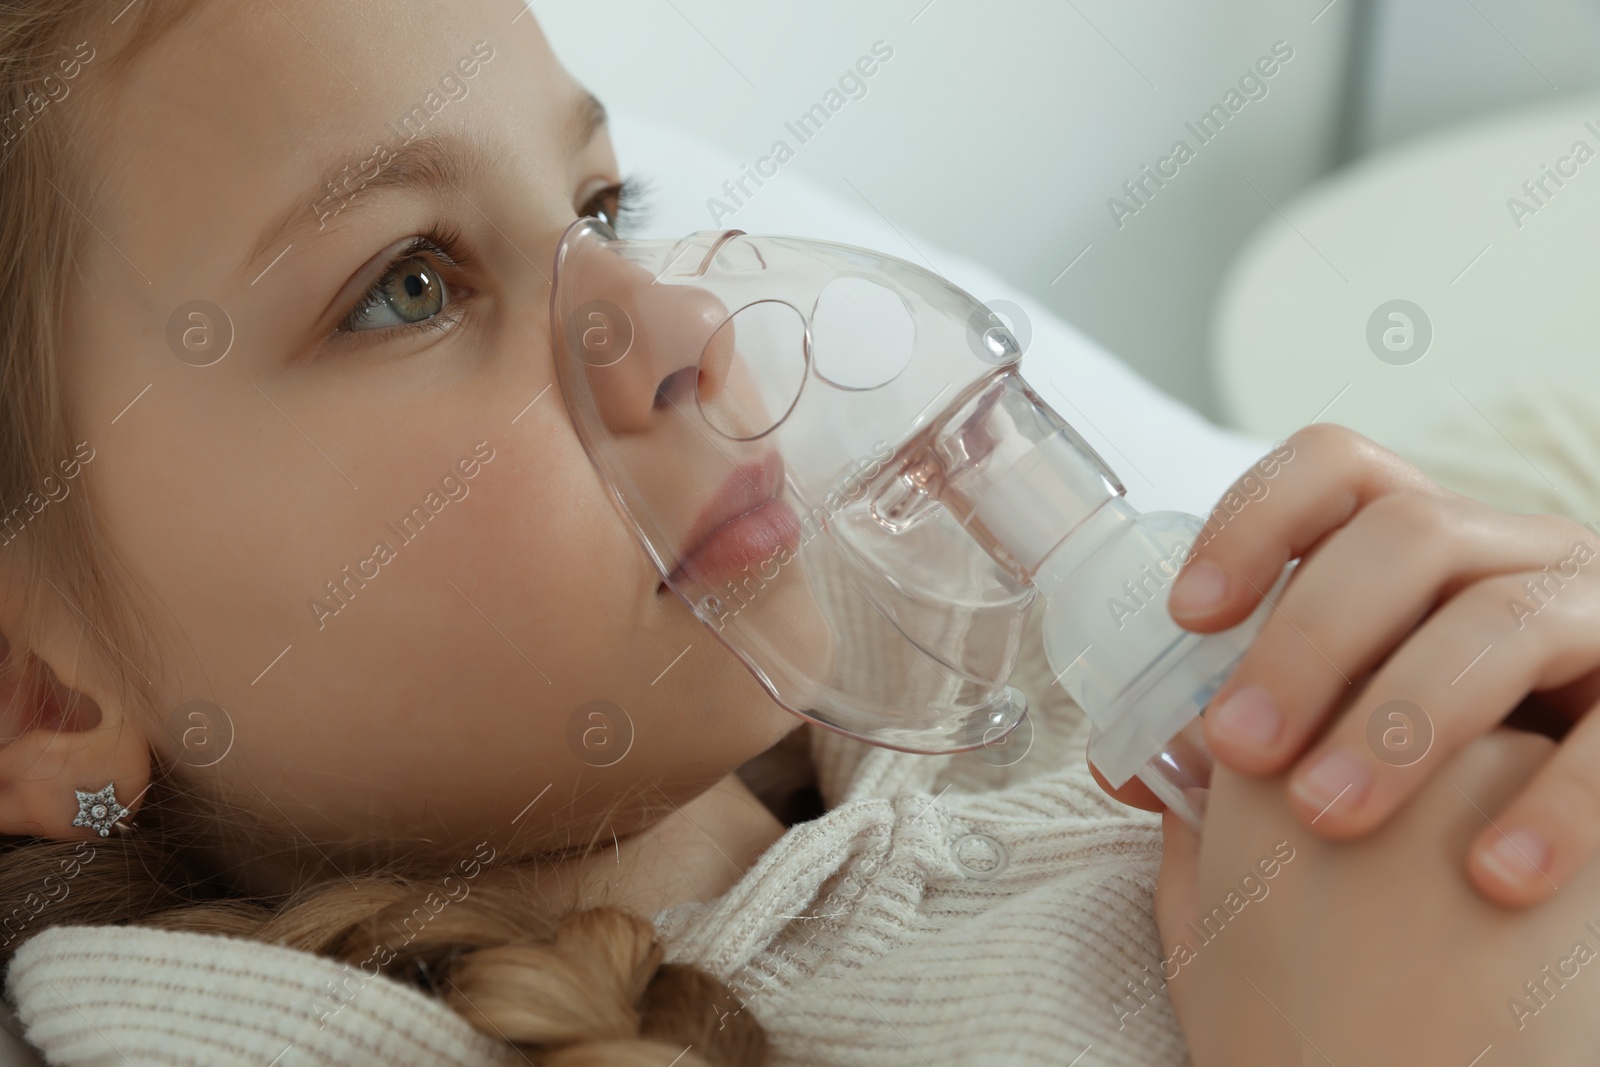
[72,782,132,837]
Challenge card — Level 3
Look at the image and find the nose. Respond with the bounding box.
[560,234,735,436]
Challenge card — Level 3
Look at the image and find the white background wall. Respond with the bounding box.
[534,0,1600,425]
[535,0,1353,422]
[1355,0,1600,156]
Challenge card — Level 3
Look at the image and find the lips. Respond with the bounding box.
[662,450,800,588]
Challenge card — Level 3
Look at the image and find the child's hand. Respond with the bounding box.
[1160,729,1600,1064]
[1165,422,1600,907]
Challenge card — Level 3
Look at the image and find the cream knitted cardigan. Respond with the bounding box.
[0,601,1187,1067]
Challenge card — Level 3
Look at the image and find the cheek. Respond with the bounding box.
[463,428,799,777]
[449,427,652,656]
[160,420,667,841]
[75,309,791,850]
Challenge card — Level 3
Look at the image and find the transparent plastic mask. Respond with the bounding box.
[550,217,1292,797]
[550,217,1075,752]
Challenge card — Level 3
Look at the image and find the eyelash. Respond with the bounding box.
[329,175,650,344]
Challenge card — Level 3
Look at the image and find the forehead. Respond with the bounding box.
[68,0,572,291]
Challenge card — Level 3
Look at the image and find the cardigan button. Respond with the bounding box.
[950,833,1008,880]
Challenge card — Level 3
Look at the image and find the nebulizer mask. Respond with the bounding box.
[550,217,1293,826]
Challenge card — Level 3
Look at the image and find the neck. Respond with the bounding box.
[208,740,805,915]
[561,771,789,919]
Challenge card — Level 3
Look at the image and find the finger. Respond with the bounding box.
[1090,759,1165,813]
[1201,493,1586,776]
[1166,422,1447,635]
[1396,726,1555,863]
[1279,568,1600,840]
[1153,807,1201,956]
[1467,704,1600,907]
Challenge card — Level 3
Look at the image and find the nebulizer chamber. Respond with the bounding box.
[551,218,1293,827]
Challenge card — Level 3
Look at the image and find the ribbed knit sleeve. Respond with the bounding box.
[4,924,515,1067]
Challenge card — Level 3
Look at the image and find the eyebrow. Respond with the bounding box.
[239,89,609,281]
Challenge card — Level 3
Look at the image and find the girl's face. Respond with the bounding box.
[48,0,800,875]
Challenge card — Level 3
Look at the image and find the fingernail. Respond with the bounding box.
[1209,685,1283,751]
[1291,748,1371,814]
[1169,560,1228,616]
[1478,829,1551,890]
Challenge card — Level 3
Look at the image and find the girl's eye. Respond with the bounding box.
[343,254,447,332]
[579,175,648,233]
[335,225,470,337]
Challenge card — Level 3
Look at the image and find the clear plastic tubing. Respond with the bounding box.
[1035,498,1294,826]
[929,369,1295,827]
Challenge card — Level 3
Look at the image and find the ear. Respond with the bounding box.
[0,573,150,841]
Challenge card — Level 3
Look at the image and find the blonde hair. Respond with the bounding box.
[0,4,768,1064]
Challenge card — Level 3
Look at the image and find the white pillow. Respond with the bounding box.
[606,107,1279,522]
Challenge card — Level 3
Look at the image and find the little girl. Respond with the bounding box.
[0,3,1597,1065]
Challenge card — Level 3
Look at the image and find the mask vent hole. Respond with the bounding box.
[811,276,915,391]
[698,299,807,440]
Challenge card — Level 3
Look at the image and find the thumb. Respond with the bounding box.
[1154,807,1201,956]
